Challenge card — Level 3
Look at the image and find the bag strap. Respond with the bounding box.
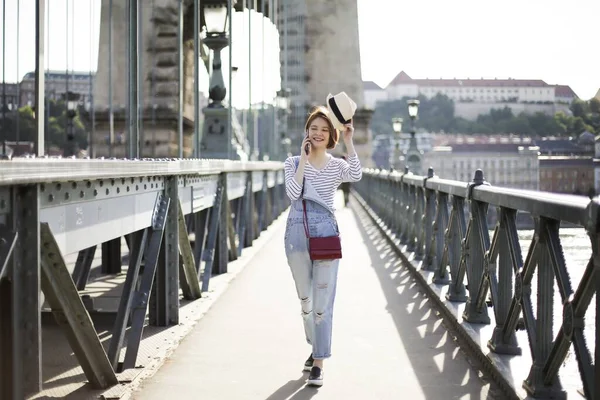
[302,199,310,238]
[294,157,311,239]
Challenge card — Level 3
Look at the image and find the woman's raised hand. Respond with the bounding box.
[342,122,354,143]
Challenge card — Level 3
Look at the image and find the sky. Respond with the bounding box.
[357,0,600,100]
[1,0,599,111]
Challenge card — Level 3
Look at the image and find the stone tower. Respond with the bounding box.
[93,0,198,158]
[279,0,373,165]
[92,0,371,161]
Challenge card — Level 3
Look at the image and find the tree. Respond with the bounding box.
[369,94,457,135]
[506,114,534,136]
[570,99,588,118]
[0,100,88,153]
[369,95,599,137]
[590,98,600,115]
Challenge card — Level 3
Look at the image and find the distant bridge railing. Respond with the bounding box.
[0,158,286,399]
[353,167,598,400]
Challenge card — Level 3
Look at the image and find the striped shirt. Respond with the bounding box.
[284,153,362,211]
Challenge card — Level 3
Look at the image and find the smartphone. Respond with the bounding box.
[304,133,311,155]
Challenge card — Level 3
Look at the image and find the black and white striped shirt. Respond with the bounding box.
[284,154,362,211]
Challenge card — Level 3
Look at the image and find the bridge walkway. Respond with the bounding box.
[132,194,503,399]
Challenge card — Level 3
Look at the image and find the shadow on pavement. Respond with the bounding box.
[349,199,503,399]
[265,373,319,400]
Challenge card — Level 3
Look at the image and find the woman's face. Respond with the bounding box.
[307,117,331,150]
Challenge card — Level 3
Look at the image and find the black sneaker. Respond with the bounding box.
[307,366,323,386]
[303,354,314,372]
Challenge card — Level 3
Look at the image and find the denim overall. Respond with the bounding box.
[284,175,340,359]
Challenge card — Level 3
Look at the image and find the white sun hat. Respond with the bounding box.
[326,92,357,131]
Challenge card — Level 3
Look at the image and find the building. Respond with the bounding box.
[554,85,578,104]
[534,131,595,156]
[539,156,594,195]
[363,81,386,109]
[278,0,310,137]
[0,141,35,157]
[0,83,20,111]
[423,138,540,190]
[19,70,94,108]
[364,71,577,120]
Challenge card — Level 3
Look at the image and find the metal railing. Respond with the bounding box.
[0,158,286,399]
[354,167,598,400]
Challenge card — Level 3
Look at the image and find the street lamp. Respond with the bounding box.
[390,117,403,169]
[392,117,403,134]
[64,91,81,157]
[199,0,241,159]
[202,0,232,108]
[408,99,420,120]
[405,99,422,174]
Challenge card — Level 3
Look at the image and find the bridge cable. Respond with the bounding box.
[227,0,232,160]
[108,0,113,157]
[45,0,50,152]
[1,0,5,156]
[150,0,156,157]
[65,0,69,140]
[88,0,95,157]
[261,0,265,159]
[15,0,20,146]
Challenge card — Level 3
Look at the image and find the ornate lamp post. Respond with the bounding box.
[199,0,238,159]
[405,99,422,174]
[203,0,229,108]
[390,117,403,169]
[64,91,81,157]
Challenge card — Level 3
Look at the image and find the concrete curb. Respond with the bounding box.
[352,192,522,400]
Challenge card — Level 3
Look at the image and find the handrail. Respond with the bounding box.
[0,157,289,398]
[0,158,284,186]
[364,168,590,224]
[471,185,590,226]
[355,167,598,400]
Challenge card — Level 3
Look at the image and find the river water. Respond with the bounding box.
[514,227,595,391]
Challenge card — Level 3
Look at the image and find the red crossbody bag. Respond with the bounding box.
[296,156,342,261]
[302,199,342,261]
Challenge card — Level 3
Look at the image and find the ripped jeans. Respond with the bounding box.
[284,199,340,359]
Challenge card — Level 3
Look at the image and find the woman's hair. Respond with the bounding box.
[304,106,339,149]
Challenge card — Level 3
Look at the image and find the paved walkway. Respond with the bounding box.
[133,195,501,399]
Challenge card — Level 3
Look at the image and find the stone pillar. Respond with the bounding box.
[304,0,364,107]
[92,0,197,158]
[303,0,373,166]
[199,106,252,160]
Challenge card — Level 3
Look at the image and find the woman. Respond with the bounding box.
[283,105,362,386]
